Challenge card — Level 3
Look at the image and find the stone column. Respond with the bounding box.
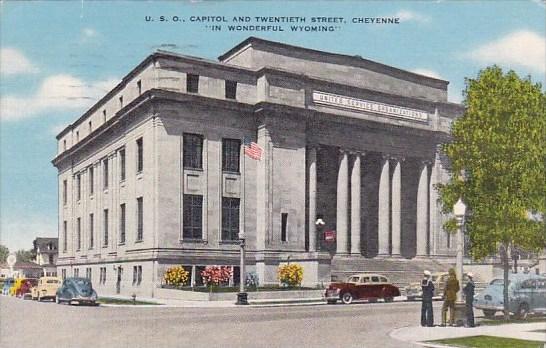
[416,161,430,256]
[336,150,349,255]
[391,158,402,257]
[308,146,318,252]
[429,154,439,255]
[378,155,390,256]
[350,152,362,255]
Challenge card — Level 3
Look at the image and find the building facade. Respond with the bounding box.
[33,237,58,277]
[52,37,463,297]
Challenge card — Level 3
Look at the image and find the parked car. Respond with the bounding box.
[56,277,97,305]
[9,278,26,296]
[474,273,546,319]
[16,278,38,299]
[31,276,61,301]
[2,278,14,295]
[405,272,471,301]
[325,273,401,304]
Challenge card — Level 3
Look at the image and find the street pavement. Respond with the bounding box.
[0,295,431,348]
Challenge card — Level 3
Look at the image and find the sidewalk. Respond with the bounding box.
[390,322,546,347]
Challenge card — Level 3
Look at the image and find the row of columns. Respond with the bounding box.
[308,147,432,257]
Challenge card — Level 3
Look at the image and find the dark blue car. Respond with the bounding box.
[56,277,98,305]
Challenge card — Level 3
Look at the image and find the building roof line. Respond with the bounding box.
[218,36,449,88]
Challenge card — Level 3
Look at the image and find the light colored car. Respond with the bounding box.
[31,276,61,301]
[405,272,471,301]
[474,273,546,319]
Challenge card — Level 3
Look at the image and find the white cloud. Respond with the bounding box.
[82,28,97,38]
[1,74,118,121]
[531,0,545,9]
[465,30,545,73]
[411,69,443,80]
[0,47,39,75]
[395,10,430,23]
[0,213,57,251]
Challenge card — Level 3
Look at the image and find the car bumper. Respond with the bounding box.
[324,290,341,300]
[475,304,504,311]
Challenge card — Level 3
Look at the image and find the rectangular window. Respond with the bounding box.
[183,194,203,239]
[136,138,143,173]
[63,180,67,205]
[119,96,123,109]
[89,166,94,195]
[88,121,92,133]
[100,267,106,284]
[89,213,94,249]
[63,139,66,151]
[137,80,142,95]
[137,266,142,285]
[119,148,126,181]
[136,197,143,241]
[281,213,288,242]
[133,266,137,285]
[61,269,66,280]
[225,80,237,100]
[183,133,203,169]
[120,203,126,244]
[103,109,106,123]
[103,159,109,189]
[86,268,92,281]
[49,255,54,265]
[222,139,241,172]
[222,197,240,241]
[74,268,79,277]
[76,174,81,201]
[63,221,67,252]
[186,73,199,93]
[76,131,79,142]
[103,209,109,246]
[76,217,81,250]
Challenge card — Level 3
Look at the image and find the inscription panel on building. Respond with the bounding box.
[312,91,428,122]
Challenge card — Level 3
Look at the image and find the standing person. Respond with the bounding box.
[441,268,460,326]
[421,270,435,327]
[463,272,475,327]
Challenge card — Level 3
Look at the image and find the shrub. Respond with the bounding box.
[200,266,233,287]
[163,266,189,287]
[277,263,303,287]
[245,271,259,289]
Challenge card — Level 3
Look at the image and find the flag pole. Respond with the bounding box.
[237,138,248,305]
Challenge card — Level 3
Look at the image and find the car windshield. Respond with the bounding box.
[74,279,91,287]
[490,279,510,286]
[46,280,59,284]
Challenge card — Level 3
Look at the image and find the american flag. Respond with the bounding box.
[243,137,263,160]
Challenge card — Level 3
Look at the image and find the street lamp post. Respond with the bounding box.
[236,233,248,305]
[315,217,325,252]
[453,198,466,303]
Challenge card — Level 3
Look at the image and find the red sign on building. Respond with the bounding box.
[324,230,336,242]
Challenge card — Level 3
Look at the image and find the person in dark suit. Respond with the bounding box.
[421,270,435,327]
[463,272,475,327]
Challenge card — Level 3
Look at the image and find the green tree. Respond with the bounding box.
[0,244,9,263]
[438,66,546,320]
[15,249,36,263]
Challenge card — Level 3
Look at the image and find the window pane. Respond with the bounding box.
[187,74,199,93]
[183,134,203,169]
[183,194,202,239]
[222,139,240,172]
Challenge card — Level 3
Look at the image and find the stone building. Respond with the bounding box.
[52,37,463,297]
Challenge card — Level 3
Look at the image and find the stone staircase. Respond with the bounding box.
[331,256,456,291]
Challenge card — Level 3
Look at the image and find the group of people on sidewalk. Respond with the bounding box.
[420,268,475,328]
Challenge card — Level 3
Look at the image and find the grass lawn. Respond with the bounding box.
[97,297,161,305]
[478,316,546,326]
[428,335,545,348]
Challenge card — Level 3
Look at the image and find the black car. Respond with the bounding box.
[56,277,98,305]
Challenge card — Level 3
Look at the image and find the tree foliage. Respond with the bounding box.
[437,66,546,319]
[15,249,36,263]
[0,245,9,263]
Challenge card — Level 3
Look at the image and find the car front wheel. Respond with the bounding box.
[384,297,394,303]
[482,309,496,318]
[516,303,529,320]
[341,292,353,305]
[55,296,61,304]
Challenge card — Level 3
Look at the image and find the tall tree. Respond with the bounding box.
[15,249,36,263]
[0,244,9,263]
[438,66,546,320]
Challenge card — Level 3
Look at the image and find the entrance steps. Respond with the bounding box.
[331,256,455,289]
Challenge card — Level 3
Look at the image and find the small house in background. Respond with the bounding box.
[0,261,43,279]
[33,237,58,277]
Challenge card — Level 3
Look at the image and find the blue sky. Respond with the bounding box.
[1,0,545,251]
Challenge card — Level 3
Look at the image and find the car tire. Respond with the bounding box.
[516,303,529,320]
[483,310,496,319]
[384,297,394,303]
[327,300,337,305]
[38,294,41,302]
[55,296,61,304]
[341,292,353,305]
